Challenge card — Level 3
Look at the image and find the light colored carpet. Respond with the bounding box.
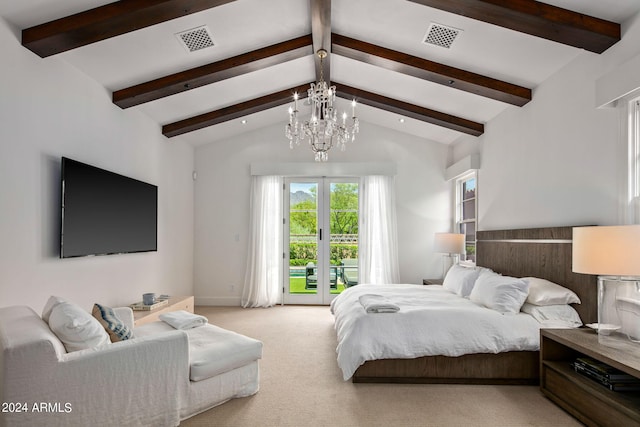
[181,305,580,427]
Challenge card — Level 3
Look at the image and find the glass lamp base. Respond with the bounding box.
[441,254,458,279]
[598,276,640,346]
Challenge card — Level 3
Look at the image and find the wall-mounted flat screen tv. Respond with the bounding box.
[60,157,158,258]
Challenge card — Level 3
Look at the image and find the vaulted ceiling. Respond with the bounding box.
[3,0,640,147]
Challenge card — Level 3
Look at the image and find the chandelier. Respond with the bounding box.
[285,49,359,162]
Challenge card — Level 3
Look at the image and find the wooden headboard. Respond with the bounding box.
[476,226,597,324]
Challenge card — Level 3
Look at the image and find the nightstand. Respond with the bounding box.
[422,278,443,285]
[540,328,640,426]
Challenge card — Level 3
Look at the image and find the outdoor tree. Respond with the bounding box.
[289,184,358,235]
[290,202,317,235]
[289,183,359,263]
[329,183,358,235]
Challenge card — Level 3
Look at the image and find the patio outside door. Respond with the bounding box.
[283,178,359,305]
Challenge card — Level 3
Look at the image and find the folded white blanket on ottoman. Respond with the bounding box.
[160,310,208,329]
[358,294,400,313]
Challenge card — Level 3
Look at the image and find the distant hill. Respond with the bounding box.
[290,190,314,205]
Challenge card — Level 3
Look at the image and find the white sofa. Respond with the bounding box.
[0,304,262,427]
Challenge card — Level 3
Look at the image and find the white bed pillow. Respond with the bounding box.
[442,264,481,297]
[48,301,111,352]
[469,270,529,315]
[524,277,581,306]
[521,302,582,328]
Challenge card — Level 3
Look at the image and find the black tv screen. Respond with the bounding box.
[60,157,158,258]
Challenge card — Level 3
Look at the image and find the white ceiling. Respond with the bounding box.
[2,0,640,148]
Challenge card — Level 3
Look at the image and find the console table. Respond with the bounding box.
[133,295,194,327]
[540,328,640,426]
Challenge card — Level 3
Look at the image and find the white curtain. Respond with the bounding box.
[242,175,283,308]
[358,175,400,284]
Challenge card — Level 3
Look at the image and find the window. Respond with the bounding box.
[456,173,477,262]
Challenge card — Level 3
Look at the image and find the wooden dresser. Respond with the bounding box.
[133,295,194,327]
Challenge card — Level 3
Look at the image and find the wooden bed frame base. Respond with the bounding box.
[350,226,596,384]
[353,351,539,384]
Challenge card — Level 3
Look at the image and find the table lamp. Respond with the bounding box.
[572,225,640,345]
[434,233,465,278]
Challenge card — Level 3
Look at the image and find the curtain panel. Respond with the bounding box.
[358,175,401,284]
[241,175,283,308]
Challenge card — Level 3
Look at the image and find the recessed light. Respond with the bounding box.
[241,119,247,125]
[399,118,405,123]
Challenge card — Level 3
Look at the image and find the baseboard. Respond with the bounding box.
[195,296,242,306]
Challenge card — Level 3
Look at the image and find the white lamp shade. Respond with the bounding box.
[572,225,640,276]
[434,233,465,254]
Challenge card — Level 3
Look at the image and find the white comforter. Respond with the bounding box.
[330,284,541,380]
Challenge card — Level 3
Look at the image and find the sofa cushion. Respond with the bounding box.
[48,302,111,352]
[188,325,263,381]
[135,322,263,382]
[92,303,133,342]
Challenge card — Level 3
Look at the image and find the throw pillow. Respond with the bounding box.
[42,295,66,324]
[92,303,133,342]
[48,301,111,352]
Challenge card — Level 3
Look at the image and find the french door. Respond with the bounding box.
[283,178,359,305]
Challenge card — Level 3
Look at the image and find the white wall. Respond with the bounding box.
[194,122,450,305]
[451,12,640,231]
[0,18,195,313]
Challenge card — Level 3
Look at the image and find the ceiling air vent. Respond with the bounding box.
[175,26,215,52]
[423,23,461,49]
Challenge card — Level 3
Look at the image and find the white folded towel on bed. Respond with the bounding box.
[159,310,208,329]
[359,294,400,313]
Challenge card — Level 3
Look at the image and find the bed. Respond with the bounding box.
[331,226,597,384]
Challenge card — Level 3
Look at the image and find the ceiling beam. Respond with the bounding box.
[22,0,237,58]
[310,0,332,82]
[163,83,312,138]
[335,83,484,136]
[332,33,531,107]
[407,0,620,54]
[113,35,313,109]
[163,79,485,138]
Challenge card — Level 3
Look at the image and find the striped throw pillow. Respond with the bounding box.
[92,303,133,342]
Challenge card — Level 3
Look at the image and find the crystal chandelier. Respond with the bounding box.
[285,49,359,162]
